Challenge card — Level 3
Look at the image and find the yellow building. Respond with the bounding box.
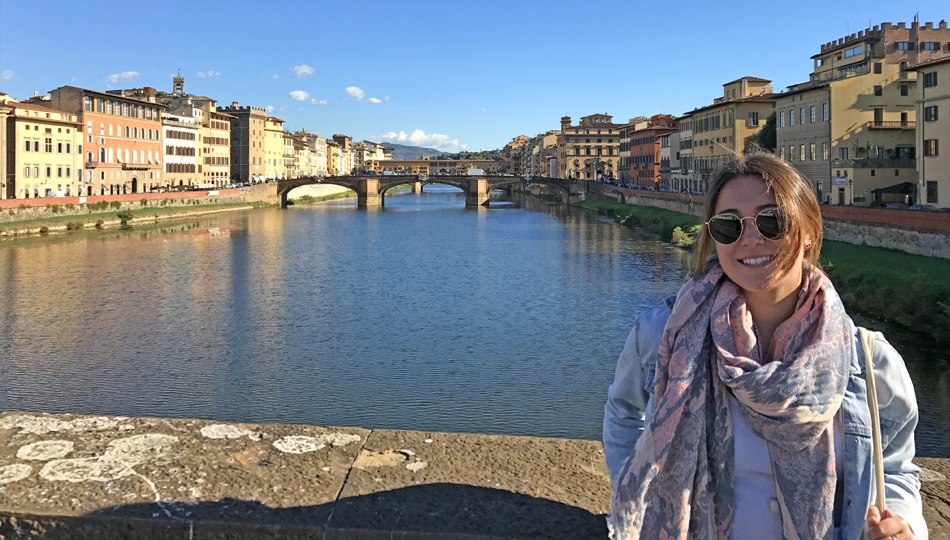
[264,116,285,179]
[0,93,15,199]
[915,56,950,208]
[803,21,950,205]
[8,101,84,199]
[557,114,622,180]
[688,77,776,188]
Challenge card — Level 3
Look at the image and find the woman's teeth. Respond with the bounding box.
[741,255,773,266]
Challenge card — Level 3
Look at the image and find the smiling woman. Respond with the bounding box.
[605,152,927,540]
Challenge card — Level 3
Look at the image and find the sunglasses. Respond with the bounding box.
[705,208,787,244]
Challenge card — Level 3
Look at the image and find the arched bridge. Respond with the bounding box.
[277,175,587,208]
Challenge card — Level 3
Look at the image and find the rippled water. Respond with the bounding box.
[0,186,946,457]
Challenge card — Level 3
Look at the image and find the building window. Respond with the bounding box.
[789,110,795,126]
[800,108,806,125]
[822,103,829,122]
[748,112,759,126]
[809,143,816,160]
[922,41,940,51]
[780,146,785,160]
[874,63,882,74]
[927,181,938,203]
[896,42,912,51]
[925,105,939,122]
[799,144,806,161]
[874,85,883,96]
[810,106,816,123]
[822,142,829,160]
[924,72,938,87]
[24,166,30,177]
[789,145,795,160]
[871,170,876,176]
[924,139,939,157]
[901,84,908,96]
[839,147,849,160]
[779,111,785,128]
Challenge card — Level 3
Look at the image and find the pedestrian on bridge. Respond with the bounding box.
[603,152,925,540]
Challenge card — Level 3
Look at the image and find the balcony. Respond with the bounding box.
[830,158,916,169]
[84,161,99,168]
[121,163,152,171]
[867,121,915,130]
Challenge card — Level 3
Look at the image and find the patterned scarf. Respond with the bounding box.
[611,258,852,540]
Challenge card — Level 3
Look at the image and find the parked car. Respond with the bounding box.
[885,203,909,209]
[909,204,939,212]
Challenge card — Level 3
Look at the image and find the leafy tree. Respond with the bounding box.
[743,112,776,153]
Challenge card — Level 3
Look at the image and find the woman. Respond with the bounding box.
[603,153,925,539]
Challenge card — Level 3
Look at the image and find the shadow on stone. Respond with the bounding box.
[11,482,610,539]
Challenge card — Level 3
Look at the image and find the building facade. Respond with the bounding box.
[218,102,266,183]
[48,86,164,196]
[915,56,950,208]
[161,111,199,189]
[6,101,83,199]
[557,114,622,180]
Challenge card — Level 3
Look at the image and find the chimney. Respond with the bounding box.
[232,101,239,107]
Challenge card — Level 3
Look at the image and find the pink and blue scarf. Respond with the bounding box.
[611,259,852,539]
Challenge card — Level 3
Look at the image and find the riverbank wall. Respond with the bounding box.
[593,184,950,260]
[0,412,946,539]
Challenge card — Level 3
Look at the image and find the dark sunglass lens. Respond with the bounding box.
[755,210,786,240]
[709,216,742,244]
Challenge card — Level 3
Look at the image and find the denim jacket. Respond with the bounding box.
[603,300,927,539]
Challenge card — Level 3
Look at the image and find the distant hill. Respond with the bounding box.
[381,143,444,160]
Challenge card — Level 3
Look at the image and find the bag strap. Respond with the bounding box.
[858,326,886,511]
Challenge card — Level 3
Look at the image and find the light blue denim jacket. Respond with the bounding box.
[603,299,927,539]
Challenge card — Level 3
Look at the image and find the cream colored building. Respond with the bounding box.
[1,93,16,199]
[332,135,355,175]
[218,102,267,184]
[688,77,776,189]
[557,114,622,180]
[8,101,84,199]
[915,56,950,208]
[264,117,286,179]
[801,21,950,205]
[161,111,199,189]
[775,82,832,201]
[520,131,558,178]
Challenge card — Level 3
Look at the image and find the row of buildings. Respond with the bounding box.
[3,20,950,208]
[498,20,950,209]
[0,72,394,199]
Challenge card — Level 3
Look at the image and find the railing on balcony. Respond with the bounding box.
[830,158,916,168]
[899,71,917,81]
[84,161,99,168]
[867,120,915,129]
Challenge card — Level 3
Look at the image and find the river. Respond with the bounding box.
[0,185,946,457]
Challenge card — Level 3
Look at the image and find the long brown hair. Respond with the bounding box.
[692,152,823,276]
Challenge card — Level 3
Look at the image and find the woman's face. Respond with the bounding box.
[712,175,806,302]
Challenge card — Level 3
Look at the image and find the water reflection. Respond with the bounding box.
[0,195,946,458]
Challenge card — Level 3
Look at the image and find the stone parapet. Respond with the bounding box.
[0,413,612,539]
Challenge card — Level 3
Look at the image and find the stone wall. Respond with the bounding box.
[595,185,950,259]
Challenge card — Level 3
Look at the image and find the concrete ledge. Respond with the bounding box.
[0,413,610,539]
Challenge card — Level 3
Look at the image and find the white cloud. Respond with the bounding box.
[345,86,365,100]
[196,70,220,79]
[289,90,310,101]
[311,98,328,105]
[481,108,488,113]
[265,105,275,113]
[1,70,12,80]
[367,97,382,104]
[292,64,314,78]
[272,73,280,80]
[376,129,468,152]
[106,71,139,84]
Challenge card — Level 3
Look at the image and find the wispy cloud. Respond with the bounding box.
[311,98,328,105]
[265,105,275,113]
[292,64,314,78]
[0,70,12,80]
[367,97,382,104]
[481,108,488,113]
[289,90,310,101]
[196,70,220,79]
[106,71,139,84]
[345,86,364,100]
[376,130,467,152]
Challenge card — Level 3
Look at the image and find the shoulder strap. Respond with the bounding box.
[858,326,886,511]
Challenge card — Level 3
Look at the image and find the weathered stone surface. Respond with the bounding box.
[0,412,946,539]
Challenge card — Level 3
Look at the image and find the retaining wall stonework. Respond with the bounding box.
[596,186,950,259]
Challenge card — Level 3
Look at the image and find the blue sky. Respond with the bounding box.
[1,0,946,152]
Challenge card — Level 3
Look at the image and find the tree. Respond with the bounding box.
[743,112,776,153]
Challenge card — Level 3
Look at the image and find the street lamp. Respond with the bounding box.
[848,178,854,205]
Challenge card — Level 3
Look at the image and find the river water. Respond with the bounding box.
[0,186,947,457]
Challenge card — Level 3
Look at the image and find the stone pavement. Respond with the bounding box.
[0,412,945,539]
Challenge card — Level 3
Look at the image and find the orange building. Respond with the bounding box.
[48,86,164,195]
[626,115,678,188]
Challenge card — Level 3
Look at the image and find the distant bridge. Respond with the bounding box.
[276,175,587,208]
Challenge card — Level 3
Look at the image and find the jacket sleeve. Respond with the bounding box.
[868,331,927,540]
[603,306,670,490]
